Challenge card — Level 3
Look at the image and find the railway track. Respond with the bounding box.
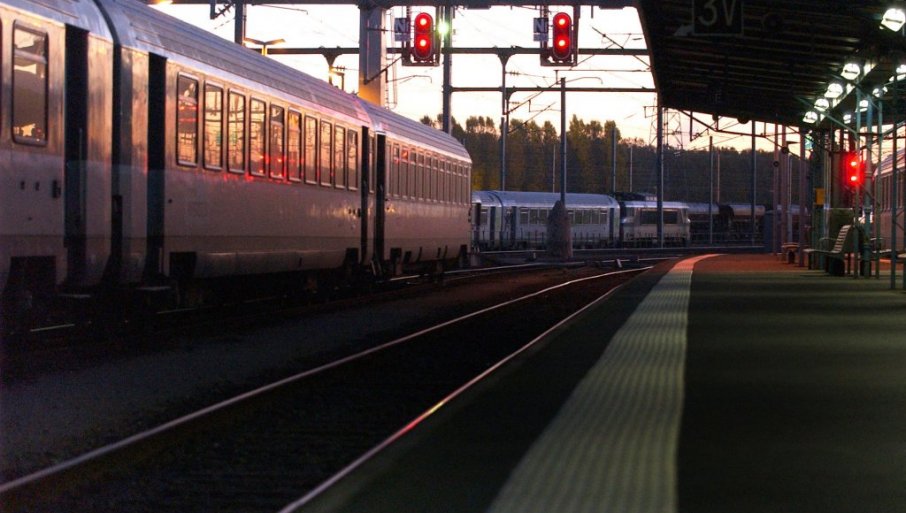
[1,264,652,513]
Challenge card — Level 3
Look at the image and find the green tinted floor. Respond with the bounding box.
[680,255,906,513]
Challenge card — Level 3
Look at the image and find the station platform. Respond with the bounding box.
[292,254,906,513]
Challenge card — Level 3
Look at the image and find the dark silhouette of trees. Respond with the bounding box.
[420,114,793,205]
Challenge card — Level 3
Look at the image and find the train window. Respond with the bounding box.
[249,99,266,176]
[529,209,539,225]
[287,111,301,182]
[304,116,317,184]
[347,130,358,191]
[440,160,446,202]
[369,134,376,194]
[398,148,408,197]
[416,153,424,199]
[175,75,198,165]
[519,208,529,225]
[203,84,223,170]
[227,92,245,173]
[269,105,285,179]
[391,145,400,196]
[12,24,48,145]
[640,210,656,225]
[319,120,332,186]
[427,157,435,201]
[664,211,678,224]
[408,151,414,198]
[334,125,346,188]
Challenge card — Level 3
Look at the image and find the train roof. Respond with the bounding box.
[621,200,689,210]
[359,102,471,161]
[94,0,371,125]
[685,202,721,215]
[730,203,764,217]
[3,0,111,36]
[877,148,906,176]
[471,191,619,209]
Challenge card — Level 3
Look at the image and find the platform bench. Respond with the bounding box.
[780,242,801,264]
[809,225,854,276]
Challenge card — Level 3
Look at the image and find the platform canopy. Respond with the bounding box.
[636,0,906,127]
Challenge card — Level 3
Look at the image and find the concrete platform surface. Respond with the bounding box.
[291,254,906,513]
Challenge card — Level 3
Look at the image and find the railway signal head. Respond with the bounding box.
[410,12,436,65]
[843,151,864,188]
[550,12,574,64]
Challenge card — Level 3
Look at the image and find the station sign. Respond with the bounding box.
[394,17,410,43]
[693,0,743,36]
[533,17,548,42]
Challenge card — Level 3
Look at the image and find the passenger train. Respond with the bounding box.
[471,190,694,250]
[0,0,471,333]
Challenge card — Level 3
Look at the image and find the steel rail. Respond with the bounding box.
[0,266,647,497]
[278,266,651,512]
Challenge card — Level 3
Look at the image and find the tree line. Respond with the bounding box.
[422,114,801,205]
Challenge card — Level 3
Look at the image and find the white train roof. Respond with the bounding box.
[685,202,721,215]
[94,0,370,125]
[471,191,619,209]
[360,102,471,161]
[4,0,112,36]
[621,200,689,210]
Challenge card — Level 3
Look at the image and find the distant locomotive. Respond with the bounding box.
[0,0,471,333]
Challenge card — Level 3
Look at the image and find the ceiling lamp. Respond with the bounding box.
[843,112,854,124]
[873,85,889,97]
[803,111,820,124]
[825,82,845,98]
[881,7,906,31]
[814,98,830,111]
[858,99,870,112]
[841,62,862,80]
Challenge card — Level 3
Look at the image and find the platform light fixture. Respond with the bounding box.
[243,37,285,56]
[825,82,845,99]
[873,85,888,97]
[881,7,906,31]
[814,98,830,111]
[841,62,862,80]
[843,112,853,124]
[803,110,820,124]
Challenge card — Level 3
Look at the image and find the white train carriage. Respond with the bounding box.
[361,102,471,275]
[471,191,620,250]
[0,0,471,333]
[619,200,691,246]
[0,0,115,324]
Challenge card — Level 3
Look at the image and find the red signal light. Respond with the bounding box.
[551,12,573,63]
[843,151,864,188]
[412,12,435,63]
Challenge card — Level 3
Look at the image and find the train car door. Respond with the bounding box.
[359,127,370,265]
[145,54,166,278]
[64,27,89,284]
[373,134,386,274]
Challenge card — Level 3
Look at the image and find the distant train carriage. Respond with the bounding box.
[471,191,619,250]
[619,200,691,246]
[727,204,765,242]
[686,203,723,244]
